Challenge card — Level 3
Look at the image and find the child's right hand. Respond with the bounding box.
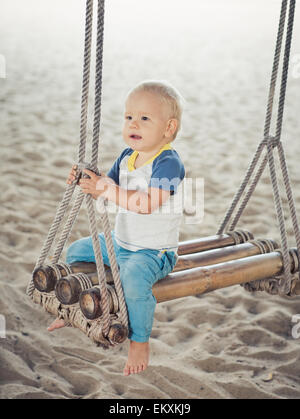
[67,164,78,185]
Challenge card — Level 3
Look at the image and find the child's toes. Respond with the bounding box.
[123,364,130,376]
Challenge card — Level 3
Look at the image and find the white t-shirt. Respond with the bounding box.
[105,143,185,252]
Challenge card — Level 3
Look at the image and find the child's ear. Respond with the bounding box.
[165,119,178,138]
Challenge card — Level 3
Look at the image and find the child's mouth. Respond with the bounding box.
[130,135,142,140]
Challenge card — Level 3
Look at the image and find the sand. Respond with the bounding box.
[1,0,300,399]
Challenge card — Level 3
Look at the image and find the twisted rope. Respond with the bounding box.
[49,262,73,281]
[52,189,85,264]
[81,0,128,336]
[263,0,288,140]
[71,272,94,291]
[265,0,297,295]
[218,0,288,236]
[27,183,77,297]
[217,0,299,295]
[78,0,94,164]
[51,162,99,264]
[81,0,128,334]
[27,0,94,297]
[217,141,265,235]
[86,194,111,336]
[97,198,128,329]
[91,0,105,167]
[28,0,128,340]
[277,141,300,274]
[228,139,277,231]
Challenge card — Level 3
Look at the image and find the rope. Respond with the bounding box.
[91,0,105,167]
[27,0,94,297]
[97,198,128,328]
[51,190,85,264]
[263,0,288,140]
[277,141,300,276]
[78,0,93,164]
[28,0,129,341]
[26,182,77,297]
[51,162,98,264]
[217,0,300,295]
[86,194,111,336]
[217,140,266,235]
[265,0,298,295]
[217,0,288,234]
[70,272,94,291]
[49,262,73,280]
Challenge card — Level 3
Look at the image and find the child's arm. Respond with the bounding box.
[105,184,171,214]
[80,169,170,214]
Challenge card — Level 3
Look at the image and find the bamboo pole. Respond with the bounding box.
[79,286,116,320]
[177,230,253,255]
[173,239,277,272]
[55,273,97,305]
[154,249,298,303]
[32,262,98,293]
[80,249,299,320]
[58,239,271,306]
[107,322,128,344]
[33,263,113,293]
[32,229,253,292]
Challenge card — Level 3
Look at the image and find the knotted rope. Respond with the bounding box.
[27,0,128,342]
[218,0,300,296]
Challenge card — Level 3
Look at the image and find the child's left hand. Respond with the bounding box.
[79,169,110,200]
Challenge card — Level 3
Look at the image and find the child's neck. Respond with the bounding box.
[135,141,170,166]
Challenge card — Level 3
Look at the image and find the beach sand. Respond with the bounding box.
[1,0,300,399]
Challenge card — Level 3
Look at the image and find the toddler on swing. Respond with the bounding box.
[48,80,185,376]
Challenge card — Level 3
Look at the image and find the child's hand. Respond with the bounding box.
[79,169,112,200]
[67,165,78,185]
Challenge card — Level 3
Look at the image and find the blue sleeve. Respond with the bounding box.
[107,148,133,185]
[149,151,185,195]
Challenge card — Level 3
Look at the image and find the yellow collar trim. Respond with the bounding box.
[128,143,172,172]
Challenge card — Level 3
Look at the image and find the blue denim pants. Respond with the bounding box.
[66,231,178,342]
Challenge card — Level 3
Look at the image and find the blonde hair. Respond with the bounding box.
[127,80,184,140]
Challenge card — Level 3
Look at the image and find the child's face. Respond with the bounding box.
[123,91,174,153]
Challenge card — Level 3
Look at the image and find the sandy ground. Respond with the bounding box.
[1,0,300,399]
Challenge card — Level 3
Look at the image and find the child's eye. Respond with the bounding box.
[141,116,149,121]
[125,116,132,120]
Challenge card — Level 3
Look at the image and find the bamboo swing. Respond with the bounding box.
[27,0,300,349]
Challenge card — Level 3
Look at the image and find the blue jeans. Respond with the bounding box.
[66,231,178,342]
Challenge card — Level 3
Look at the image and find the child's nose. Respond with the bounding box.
[129,118,139,129]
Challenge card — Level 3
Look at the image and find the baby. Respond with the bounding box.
[48,80,185,376]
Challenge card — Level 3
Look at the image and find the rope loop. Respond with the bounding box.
[71,272,94,291]
[262,135,281,149]
[74,162,100,183]
[49,262,73,280]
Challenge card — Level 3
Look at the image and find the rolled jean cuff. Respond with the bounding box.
[128,332,150,343]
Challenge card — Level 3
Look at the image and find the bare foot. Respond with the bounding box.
[123,340,149,376]
[47,318,66,332]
